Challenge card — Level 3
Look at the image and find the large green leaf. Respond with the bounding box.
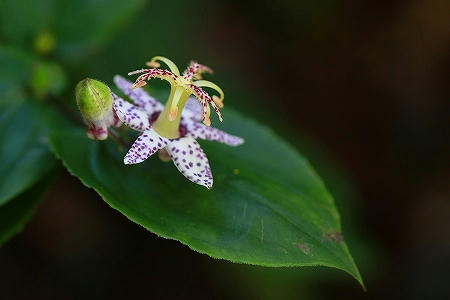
[49,108,362,286]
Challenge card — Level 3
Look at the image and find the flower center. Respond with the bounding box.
[128,56,226,138]
[150,111,187,138]
[152,85,190,139]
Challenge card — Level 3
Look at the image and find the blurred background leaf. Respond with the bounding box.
[0,0,146,61]
[0,97,58,206]
[0,173,55,246]
[0,47,58,206]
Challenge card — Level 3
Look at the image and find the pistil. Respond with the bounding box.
[152,85,190,139]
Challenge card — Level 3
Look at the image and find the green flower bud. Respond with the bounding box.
[75,78,120,140]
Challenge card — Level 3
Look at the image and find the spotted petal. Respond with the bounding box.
[185,122,244,146]
[182,96,202,121]
[124,129,169,164]
[114,75,163,114]
[113,94,150,132]
[167,137,213,188]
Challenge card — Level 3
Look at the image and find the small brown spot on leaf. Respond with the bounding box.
[297,243,310,255]
[324,231,344,243]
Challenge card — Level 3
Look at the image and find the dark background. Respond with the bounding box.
[1,0,449,299]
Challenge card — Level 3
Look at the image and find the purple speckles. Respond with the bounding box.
[113,74,245,189]
[123,129,168,165]
[113,96,150,131]
[185,121,244,146]
[166,136,213,188]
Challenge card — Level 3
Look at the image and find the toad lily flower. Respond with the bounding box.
[112,58,243,188]
[128,56,224,135]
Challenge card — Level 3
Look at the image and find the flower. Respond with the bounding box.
[112,58,243,188]
[127,56,225,136]
[75,78,122,140]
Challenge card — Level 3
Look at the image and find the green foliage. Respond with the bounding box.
[0,176,53,245]
[49,106,363,286]
[0,0,146,60]
[0,47,57,206]
[0,97,57,206]
[0,0,364,287]
[0,0,145,240]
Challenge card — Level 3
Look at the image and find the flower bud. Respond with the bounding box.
[75,78,120,140]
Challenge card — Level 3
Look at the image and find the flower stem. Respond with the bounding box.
[108,128,132,148]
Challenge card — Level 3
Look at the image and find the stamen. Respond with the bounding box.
[197,63,213,75]
[212,95,223,108]
[131,81,147,89]
[148,56,180,76]
[187,84,223,122]
[193,73,202,80]
[208,97,223,122]
[128,69,150,76]
[193,80,224,107]
[128,68,179,88]
[183,61,214,82]
[203,102,211,126]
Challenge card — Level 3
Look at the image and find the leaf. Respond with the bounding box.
[0,46,58,206]
[0,46,34,99]
[49,108,363,286]
[0,98,58,206]
[0,174,53,246]
[0,0,145,61]
[52,0,146,61]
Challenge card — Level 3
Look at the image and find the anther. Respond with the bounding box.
[212,95,223,108]
[146,61,161,68]
[131,81,147,89]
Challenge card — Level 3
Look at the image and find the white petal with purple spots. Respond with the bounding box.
[182,96,202,121]
[124,129,169,164]
[167,137,213,188]
[114,75,163,114]
[113,95,150,131]
[185,122,244,146]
